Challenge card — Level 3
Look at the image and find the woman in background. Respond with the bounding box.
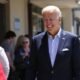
[14,35,30,80]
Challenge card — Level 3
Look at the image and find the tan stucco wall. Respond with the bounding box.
[9,0,73,37]
[9,0,29,37]
[61,8,73,32]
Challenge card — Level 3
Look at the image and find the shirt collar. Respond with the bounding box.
[57,28,61,38]
[48,28,61,39]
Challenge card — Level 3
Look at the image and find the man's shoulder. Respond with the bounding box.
[1,40,10,47]
[63,30,77,38]
[1,40,11,52]
[33,32,46,40]
[31,32,46,48]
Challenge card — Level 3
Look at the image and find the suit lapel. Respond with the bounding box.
[42,32,52,68]
[57,30,66,52]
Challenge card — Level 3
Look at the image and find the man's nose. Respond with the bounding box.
[46,20,52,25]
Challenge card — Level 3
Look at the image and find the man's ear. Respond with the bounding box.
[59,17,62,21]
[59,17,62,25]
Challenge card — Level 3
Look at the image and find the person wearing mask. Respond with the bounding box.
[14,35,30,80]
[26,5,80,80]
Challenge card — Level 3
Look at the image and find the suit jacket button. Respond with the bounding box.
[51,71,54,74]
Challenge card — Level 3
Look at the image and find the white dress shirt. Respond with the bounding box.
[48,28,61,66]
[0,47,10,78]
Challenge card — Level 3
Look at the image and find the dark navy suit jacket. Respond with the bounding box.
[26,30,80,80]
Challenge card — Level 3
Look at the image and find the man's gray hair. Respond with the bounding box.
[42,5,62,17]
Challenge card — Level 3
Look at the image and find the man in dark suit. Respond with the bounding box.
[26,5,80,80]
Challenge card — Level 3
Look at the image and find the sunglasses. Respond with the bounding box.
[23,41,28,44]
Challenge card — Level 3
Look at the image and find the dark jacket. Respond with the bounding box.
[14,48,29,70]
[26,30,80,80]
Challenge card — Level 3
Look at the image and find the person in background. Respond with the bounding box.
[14,35,24,51]
[1,30,16,80]
[0,47,9,80]
[26,5,80,80]
[14,35,30,80]
[14,35,24,80]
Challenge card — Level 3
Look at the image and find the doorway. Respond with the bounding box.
[0,3,6,44]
